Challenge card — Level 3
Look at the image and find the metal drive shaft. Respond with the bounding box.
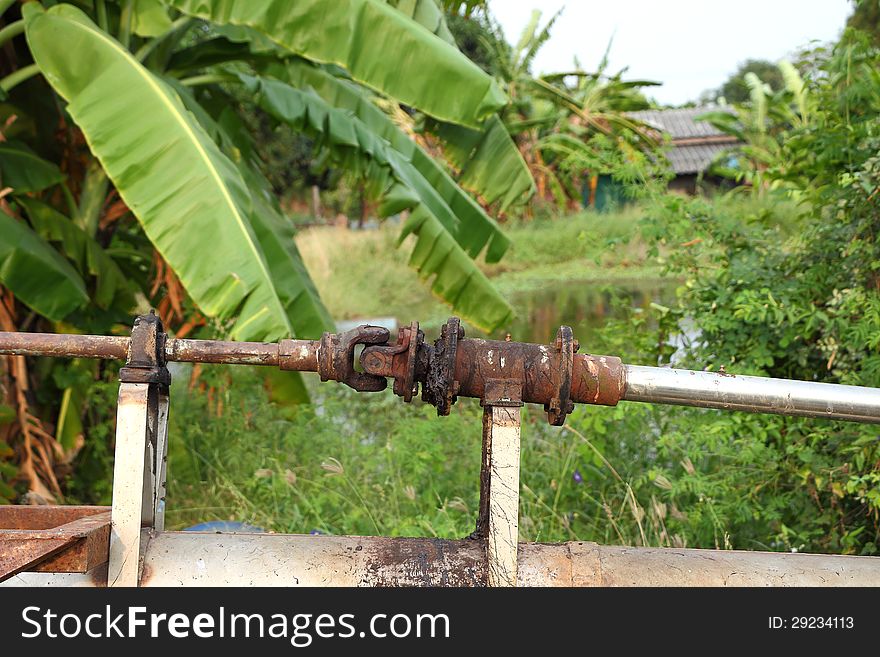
[623,365,880,424]
[3,319,880,424]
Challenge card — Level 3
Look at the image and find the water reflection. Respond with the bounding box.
[503,278,679,344]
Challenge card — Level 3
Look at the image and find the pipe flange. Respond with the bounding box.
[400,322,421,403]
[545,325,575,426]
[423,317,463,415]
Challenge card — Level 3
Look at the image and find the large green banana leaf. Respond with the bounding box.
[166,0,505,129]
[271,58,510,262]
[166,77,334,339]
[381,0,535,211]
[431,115,535,211]
[24,3,327,342]
[383,0,455,43]
[0,209,88,320]
[240,73,513,331]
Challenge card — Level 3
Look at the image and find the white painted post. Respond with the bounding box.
[107,382,151,587]
[485,405,522,587]
[478,380,523,587]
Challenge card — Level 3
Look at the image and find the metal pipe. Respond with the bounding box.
[6,329,880,424]
[0,331,129,360]
[8,533,874,587]
[135,534,880,587]
[623,364,880,424]
[166,338,281,366]
[0,331,320,369]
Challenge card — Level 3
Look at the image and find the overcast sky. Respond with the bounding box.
[489,0,853,105]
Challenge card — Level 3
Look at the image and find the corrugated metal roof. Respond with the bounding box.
[625,107,741,175]
[664,142,734,175]
[628,107,733,140]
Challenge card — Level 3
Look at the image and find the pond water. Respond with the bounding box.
[501,278,679,344]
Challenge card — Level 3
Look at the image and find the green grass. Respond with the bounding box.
[167,365,484,538]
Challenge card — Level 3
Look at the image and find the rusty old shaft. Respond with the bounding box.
[3,315,880,425]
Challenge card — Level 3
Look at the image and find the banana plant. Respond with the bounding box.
[0,0,533,500]
[0,0,531,340]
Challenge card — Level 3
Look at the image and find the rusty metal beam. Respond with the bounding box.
[0,507,110,582]
[0,331,130,360]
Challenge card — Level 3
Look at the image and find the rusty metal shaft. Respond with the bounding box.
[0,331,319,369]
[4,320,880,425]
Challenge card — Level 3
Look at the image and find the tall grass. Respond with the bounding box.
[165,363,672,546]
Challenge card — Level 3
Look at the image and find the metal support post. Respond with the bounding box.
[477,380,523,587]
[107,312,170,587]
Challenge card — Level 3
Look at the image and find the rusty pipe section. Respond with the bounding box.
[359,319,623,425]
[0,331,321,369]
[131,533,880,587]
[0,331,130,360]
[453,339,624,407]
[6,317,880,425]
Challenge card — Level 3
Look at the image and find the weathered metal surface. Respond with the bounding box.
[565,542,880,586]
[5,315,880,424]
[278,339,318,371]
[362,320,624,424]
[317,325,389,392]
[134,534,880,587]
[0,564,107,587]
[170,338,281,365]
[623,364,880,424]
[6,531,880,587]
[359,322,422,400]
[0,331,129,359]
[119,311,170,386]
[0,508,110,582]
[151,392,170,532]
[139,532,487,587]
[422,317,463,415]
[0,505,106,530]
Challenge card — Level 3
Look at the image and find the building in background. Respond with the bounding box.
[628,107,741,194]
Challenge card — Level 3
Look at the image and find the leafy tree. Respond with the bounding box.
[462,10,661,210]
[848,0,880,45]
[444,7,503,77]
[714,59,786,104]
[700,61,812,193]
[634,29,880,554]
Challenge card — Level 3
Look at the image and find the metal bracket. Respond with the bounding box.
[108,312,171,586]
[118,311,170,387]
